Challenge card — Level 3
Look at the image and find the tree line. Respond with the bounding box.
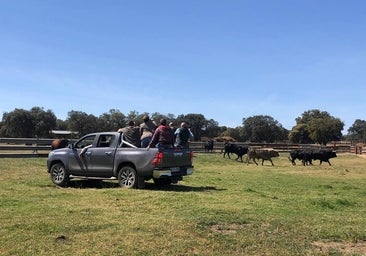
[1,106,365,145]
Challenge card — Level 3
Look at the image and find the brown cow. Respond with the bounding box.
[247,148,279,166]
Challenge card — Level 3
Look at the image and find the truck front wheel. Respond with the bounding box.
[50,162,69,187]
[118,166,138,188]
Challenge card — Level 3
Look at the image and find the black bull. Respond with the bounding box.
[223,143,249,162]
[289,149,337,166]
[204,140,214,153]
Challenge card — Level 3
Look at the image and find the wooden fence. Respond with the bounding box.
[0,137,355,158]
[0,138,56,158]
[189,141,353,153]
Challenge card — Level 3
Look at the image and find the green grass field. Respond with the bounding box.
[1,153,366,255]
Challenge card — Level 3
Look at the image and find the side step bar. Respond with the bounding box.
[69,175,117,180]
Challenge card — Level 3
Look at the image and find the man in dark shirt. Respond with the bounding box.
[174,122,194,148]
[118,121,141,147]
[147,119,174,149]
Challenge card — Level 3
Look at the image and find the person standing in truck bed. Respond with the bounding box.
[147,119,174,149]
[118,120,141,147]
[174,122,194,148]
[140,115,157,148]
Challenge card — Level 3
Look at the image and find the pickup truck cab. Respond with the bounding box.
[47,132,194,188]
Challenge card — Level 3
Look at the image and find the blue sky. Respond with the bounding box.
[1,1,365,133]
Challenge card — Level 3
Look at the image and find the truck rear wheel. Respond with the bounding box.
[118,166,138,188]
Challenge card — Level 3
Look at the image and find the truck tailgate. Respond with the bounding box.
[158,148,192,168]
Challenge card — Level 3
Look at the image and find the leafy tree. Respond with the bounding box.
[150,112,171,125]
[125,110,140,123]
[288,123,312,144]
[54,119,69,131]
[0,108,34,137]
[150,113,176,124]
[290,109,344,145]
[30,107,57,137]
[176,113,208,141]
[347,119,366,143]
[165,113,177,121]
[213,125,229,139]
[66,111,99,136]
[0,107,56,138]
[202,118,221,138]
[220,127,242,141]
[242,115,288,143]
[308,116,343,145]
[98,109,126,131]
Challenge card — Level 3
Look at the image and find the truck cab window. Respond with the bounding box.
[98,135,113,147]
[74,135,96,149]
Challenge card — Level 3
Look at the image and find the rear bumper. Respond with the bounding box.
[153,166,194,179]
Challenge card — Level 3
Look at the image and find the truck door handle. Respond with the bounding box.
[85,152,91,156]
[105,152,112,156]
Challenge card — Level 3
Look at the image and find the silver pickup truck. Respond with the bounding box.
[47,132,194,188]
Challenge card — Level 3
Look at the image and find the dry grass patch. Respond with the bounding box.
[311,240,366,255]
[210,223,252,235]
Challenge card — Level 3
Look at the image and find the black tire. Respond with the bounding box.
[50,162,69,187]
[118,166,138,188]
[153,177,172,186]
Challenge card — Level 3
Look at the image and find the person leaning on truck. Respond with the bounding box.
[147,118,174,149]
[118,120,141,147]
[140,115,157,148]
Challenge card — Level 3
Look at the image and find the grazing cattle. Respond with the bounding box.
[247,148,279,166]
[51,139,69,150]
[289,149,337,166]
[204,140,214,153]
[223,143,249,162]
